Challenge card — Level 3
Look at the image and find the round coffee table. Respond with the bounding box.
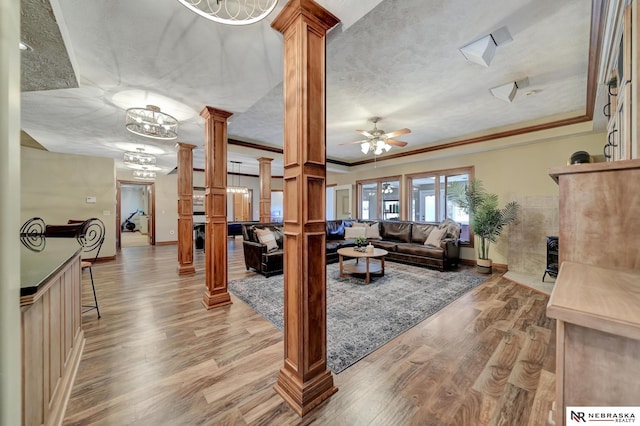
[337,247,388,284]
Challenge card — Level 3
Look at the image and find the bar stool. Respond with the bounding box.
[74,218,105,319]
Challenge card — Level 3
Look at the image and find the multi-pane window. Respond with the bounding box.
[357,177,400,220]
[407,167,473,243]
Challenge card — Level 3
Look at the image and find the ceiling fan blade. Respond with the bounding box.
[356,130,373,137]
[384,128,411,138]
[340,139,369,146]
[386,139,408,147]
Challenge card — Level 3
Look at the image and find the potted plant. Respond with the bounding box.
[353,236,367,248]
[447,179,519,273]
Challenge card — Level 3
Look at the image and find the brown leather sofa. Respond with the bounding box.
[242,219,460,276]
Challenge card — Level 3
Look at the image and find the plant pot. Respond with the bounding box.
[476,258,492,274]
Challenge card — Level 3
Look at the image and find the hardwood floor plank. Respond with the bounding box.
[63,243,556,425]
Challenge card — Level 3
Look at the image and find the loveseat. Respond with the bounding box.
[242,219,460,276]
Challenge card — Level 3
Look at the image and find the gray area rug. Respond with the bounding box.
[228,261,487,373]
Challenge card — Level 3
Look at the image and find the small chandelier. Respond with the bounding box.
[177,0,279,26]
[133,168,156,181]
[125,105,178,140]
[361,138,392,156]
[382,183,393,194]
[124,147,158,169]
[227,161,248,194]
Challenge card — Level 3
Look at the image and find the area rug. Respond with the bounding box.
[228,262,487,373]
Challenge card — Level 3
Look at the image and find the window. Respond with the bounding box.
[407,167,473,243]
[357,177,401,220]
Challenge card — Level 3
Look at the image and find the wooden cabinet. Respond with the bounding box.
[547,262,640,425]
[549,159,640,269]
[548,159,640,425]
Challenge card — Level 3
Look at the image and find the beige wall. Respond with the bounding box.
[21,147,117,257]
[328,130,605,266]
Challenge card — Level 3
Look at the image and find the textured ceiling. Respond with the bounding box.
[21,0,78,91]
[20,0,603,176]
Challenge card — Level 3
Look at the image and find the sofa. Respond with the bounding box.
[242,219,461,276]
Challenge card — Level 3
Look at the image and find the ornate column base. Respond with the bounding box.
[274,368,337,416]
[202,289,232,310]
[177,265,196,275]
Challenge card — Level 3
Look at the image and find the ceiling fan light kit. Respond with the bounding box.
[125,105,179,140]
[346,117,410,157]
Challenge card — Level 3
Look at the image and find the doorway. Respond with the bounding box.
[334,184,353,219]
[116,180,155,250]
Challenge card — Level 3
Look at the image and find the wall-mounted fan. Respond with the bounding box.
[341,117,411,155]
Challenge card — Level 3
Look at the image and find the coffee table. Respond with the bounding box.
[337,247,388,284]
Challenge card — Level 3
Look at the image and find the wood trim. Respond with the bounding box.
[156,241,178,246]
[116,180,156,249]
[405,165,475,180]
[227,138,350,167]
[349,115,592,167]
[258,157,273,223]
[272,0,339,416]
[177,143,196,275]
[586,0,608,120]
[200,106,233,310]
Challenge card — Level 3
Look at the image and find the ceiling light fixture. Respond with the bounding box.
[125,105,178,140]
[459,27,512,67]
[177,0,279,26]
[490,77,530,103]
[227,161,248,194]
[133,169,156,181]
[124,147,157,169]
[361,138,393,156]
[382,183,394,194]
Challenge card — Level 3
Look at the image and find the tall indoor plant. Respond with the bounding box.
[448,179,519,273]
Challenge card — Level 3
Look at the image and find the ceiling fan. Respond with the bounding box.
[341,117,411,155]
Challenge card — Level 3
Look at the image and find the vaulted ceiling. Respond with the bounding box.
[20,0,605,176]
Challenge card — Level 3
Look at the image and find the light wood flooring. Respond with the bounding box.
[64,238,556,425]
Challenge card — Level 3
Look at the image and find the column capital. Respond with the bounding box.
[176,142,197,150]
[200,106,233,121]
[271,0,339,34]
[257,157,274,163]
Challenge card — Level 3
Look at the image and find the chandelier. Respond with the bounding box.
[123,147,159,169]
[382,183,393,194]
[125,105,178,140]
[361,138,393,156]
[177,0,279,26]
[227,161,249,194]
[133,169,156,181]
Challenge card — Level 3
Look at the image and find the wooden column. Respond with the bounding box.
[201,106,233,310]
[271,0,339,416]
[177,142,197,275]
[258,157,273,223]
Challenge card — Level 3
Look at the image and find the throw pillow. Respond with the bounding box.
[365,222,382,239]
[344,226,366,239]
[438,218,461,240]
[255,228,278,252]
[424,228,447,247]
[351,222,366,228]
